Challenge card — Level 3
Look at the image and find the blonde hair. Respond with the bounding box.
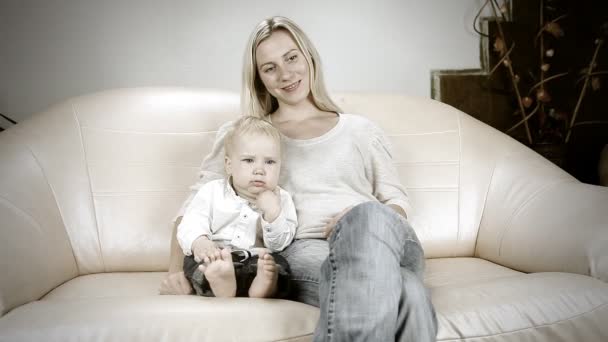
[241,16,342,118]
[224,116,282,156]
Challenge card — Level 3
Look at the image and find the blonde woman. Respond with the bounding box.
[161,16,437,342]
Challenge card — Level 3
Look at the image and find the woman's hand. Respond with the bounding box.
[323,206,353,239]
[388,204,407,219]
[159,271,193,295]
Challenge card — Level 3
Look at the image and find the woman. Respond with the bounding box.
[161,16,437,341]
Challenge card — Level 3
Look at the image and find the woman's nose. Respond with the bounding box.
[278,65,293,81]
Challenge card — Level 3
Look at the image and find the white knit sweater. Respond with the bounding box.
[177,114,411,240]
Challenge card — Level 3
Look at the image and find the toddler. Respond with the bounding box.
[177,116,296,298]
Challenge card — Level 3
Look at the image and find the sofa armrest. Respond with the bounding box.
[0,129,78,316]
[475,149,608,282]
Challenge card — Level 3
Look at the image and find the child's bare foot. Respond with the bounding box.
[199,249,236,297]
[248,253,278,298]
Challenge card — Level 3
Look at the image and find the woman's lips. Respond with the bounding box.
[282,80,300,92]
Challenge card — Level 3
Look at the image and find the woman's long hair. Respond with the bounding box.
[241,16,341,118]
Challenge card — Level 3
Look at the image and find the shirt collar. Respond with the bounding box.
[223,177,249,204]
[223,177,259,210]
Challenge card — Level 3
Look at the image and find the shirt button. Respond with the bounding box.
[243,214,248,218]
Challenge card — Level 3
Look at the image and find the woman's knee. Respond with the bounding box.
[401,240,425,278]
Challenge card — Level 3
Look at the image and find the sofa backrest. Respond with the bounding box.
[1,87,522,312]
[334,94,500,258]
[60,87,242,274]
[1,104,81,315]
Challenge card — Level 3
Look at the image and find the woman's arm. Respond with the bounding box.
[169,216,185,273]
[367,121,412,218]
[159,216,192,295]
[388,204,407,219]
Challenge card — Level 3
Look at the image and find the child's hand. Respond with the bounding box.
[191,236,220,263]
[256,189,281,223]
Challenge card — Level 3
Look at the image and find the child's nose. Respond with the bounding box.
[253,164,265,175]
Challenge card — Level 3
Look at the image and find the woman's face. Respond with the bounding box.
[255,29,311,108]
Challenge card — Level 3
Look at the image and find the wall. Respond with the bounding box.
[0,0,493,122]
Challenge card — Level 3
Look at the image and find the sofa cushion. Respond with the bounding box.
[4,259,607,341]
[0,272,318,342]
[427,259,608,341]
[0,296,318,342]
[424,258,523,288]
[42,272,166,300]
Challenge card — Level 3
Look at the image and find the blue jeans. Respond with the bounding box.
[279,201,437,342]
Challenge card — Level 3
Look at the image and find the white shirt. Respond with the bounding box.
[277,114,411,238]
[177,178,297,255]
[177,114,411,240]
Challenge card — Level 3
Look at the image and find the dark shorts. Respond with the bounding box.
[183,251,291,298]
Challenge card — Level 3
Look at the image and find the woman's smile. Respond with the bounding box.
[282,80,300,92]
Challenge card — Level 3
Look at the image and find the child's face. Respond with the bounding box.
[225,133,281,200]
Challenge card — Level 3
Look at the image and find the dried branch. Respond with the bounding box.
[534,14,567,44]
[488,44,515,77]
[576,71,608,84]
[527,72,569,95]
[571,120,608,128]
[489,0,533,144]
[507,102,541,133]
[566,38,604,143]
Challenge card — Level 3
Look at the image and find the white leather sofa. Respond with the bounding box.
[1,87,607,341]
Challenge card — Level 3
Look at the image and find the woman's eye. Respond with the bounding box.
[288,54,298,62]
[263,66,275,73]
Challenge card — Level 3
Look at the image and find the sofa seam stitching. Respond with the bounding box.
[71,101,106,272]
[497,178,566,256]
[271,332,314,341]
[3,129,80,273]
[0,195,45,234]
[472,157,497,258]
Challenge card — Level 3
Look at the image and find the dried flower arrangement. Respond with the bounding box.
[474,0,608,147]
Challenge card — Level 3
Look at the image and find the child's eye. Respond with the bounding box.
[266,160,277,165]
[242,158,254,163]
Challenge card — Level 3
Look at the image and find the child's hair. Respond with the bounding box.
[224,116,281,156]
